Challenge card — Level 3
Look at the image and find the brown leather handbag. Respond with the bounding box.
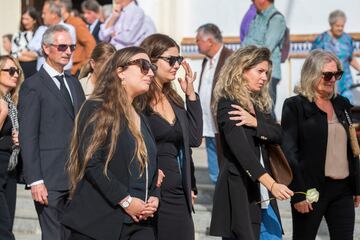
[267,144,293,186]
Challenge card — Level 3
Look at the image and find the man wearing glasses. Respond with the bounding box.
[18,25,85,240]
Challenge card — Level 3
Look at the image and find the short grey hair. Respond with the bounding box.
[81,0,100,13]
[297,49,342,101]
[45,1,62,18]
[41,24,70,56]
[328,10,346,26]
[60,0,73,13]
[197,23,223,43]
[101,4,113,21]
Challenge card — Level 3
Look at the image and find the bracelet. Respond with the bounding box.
[270,181,276,192]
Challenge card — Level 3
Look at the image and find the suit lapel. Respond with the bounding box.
[64,73,79,116]
[39,67,75,119]
[198,58,207,92]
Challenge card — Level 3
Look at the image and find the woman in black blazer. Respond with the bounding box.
[281,49,360,240]
[61,47,160,240]
[136,34,202,240]
[209,46,293,240]
[0,55,23,240]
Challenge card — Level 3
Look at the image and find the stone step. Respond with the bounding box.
[195,183,215,205]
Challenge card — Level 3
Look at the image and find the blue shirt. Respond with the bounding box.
[243,4,286,79]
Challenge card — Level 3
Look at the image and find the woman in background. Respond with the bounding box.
[312,10,360,103]
[138,33,202,240]
[78,42,116,98]
[11,7,42,78]
[0,55,24,240]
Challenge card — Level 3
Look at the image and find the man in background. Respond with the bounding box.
[196,23,232,184]
[81,0,102,43]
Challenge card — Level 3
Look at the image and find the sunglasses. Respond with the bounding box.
[50,44,76,52]
[322,71,343,81]
[122,59,157,75]
[158,56,184,67]
[1,67,21,77]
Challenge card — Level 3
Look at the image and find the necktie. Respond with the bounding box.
[55,75,74,113]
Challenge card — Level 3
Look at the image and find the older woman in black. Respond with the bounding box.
[281,49,360,240]
[137,34,202,240]
[209,46,293,240]
[0,55,23,240]
[61,47,159,240]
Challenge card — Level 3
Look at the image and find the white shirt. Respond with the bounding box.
[199,46,223,137]
[29,62,73,187]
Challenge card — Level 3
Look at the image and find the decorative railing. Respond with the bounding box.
[181,33,360,59]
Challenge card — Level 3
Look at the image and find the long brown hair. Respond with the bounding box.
[68,47,149,196]
[78,42,116,79]
[0,55,24,104]
[136,33,184,110]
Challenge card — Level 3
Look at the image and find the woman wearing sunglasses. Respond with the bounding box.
[0,55,23,240]
[61,47,160,240]
[136,34,202,240]
[281,49,360,240]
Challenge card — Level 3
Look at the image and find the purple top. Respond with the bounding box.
[240,4,257,42]
[99,1,155,49]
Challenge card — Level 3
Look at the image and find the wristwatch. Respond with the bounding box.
[121,196,133,208]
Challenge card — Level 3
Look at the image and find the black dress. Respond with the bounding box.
[147,113,195,240]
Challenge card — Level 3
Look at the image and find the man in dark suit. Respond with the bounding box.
[81,0,102,43]
[18,25,85,240]
[196,23,232,184]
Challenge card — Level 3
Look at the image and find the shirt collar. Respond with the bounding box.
[206,45,224,64]
[122,1,136,12]
[259,4,275,17]
[43,62,64,78]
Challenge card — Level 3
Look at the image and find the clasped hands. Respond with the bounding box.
[122,196,159,223]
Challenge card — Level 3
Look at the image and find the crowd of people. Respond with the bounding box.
[0,0,359,240]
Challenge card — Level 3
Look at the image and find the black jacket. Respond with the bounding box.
[61,100,159,240]
[281,95,360,204]
[210,98,282,239]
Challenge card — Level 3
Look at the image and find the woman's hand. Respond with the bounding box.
[140,196,159,220]
[121,197,146,222]
[178,61,197,101]
[354,195,360,208]
[191,190,197,206]
[12,130,19,146]
[293,200,313,213]
[156,169,165,188]
[228,104,257,127]
[270,182,294,200]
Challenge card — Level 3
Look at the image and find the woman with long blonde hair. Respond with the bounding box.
[210,46,293,240]
[0,55,23,240]
[61,47,160,240]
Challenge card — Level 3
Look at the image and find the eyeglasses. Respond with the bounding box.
[158,56,184,67]
[50,44,76,52]
[322,71,343,81]
[1,67,21,77]
[121,59,157,75]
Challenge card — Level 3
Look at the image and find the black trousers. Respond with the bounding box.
[68,222,156,240]
[292,177,355,240]
[0,160,16,240]
[35,190,70,240]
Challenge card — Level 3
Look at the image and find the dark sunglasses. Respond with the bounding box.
[50,44,76,52]
[322,71,343,81]
[1,67,21,77]
[158,56,184,67]
[122,59,157,75]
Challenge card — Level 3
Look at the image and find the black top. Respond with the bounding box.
[0,116,13,155]
[61,100,159,240]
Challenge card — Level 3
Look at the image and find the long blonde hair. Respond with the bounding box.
[0,55,24,104]
[68,47,149,196]
[212,45,273,113]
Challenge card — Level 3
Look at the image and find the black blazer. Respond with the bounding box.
[210,98,282,239]
[18,66,85,190]
[61,100,159,240]
[144,96,203,213]
[281,95,360,203]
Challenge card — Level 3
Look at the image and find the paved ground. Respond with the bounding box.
[13,142,360,239]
